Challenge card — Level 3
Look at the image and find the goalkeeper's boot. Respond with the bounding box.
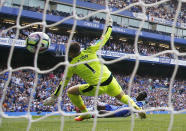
[43,95,57,106]
[138,111,146,119]
[74,114,92,121]
[133,105,146,119]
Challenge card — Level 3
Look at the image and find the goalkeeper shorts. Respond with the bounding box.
[79,74,122,97]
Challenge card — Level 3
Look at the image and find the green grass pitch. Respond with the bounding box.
[0,114,186,131]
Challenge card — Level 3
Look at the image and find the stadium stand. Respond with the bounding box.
[81,0,186,23]
[0,68,185,112]
[2,1,186,37]
[1,22,186,60]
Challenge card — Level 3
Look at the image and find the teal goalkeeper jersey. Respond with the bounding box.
[64,26,112,86]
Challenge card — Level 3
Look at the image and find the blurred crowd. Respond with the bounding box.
[82,0,186,23]
[1,23,186,60]
[22,6,107,24]
[0,68,185,112]
[15,0,185,33]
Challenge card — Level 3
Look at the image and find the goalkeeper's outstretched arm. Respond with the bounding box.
[43,68,73,105]
[88,17,113,52]
[53,80,66,97]
[53,68,73,97]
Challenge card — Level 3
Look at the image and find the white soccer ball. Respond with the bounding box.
[25,32,51,53]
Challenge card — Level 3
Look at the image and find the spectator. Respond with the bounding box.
[0,68,185,112]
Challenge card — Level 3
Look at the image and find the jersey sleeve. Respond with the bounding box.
[54,67,73,96]
[87,26,112,52]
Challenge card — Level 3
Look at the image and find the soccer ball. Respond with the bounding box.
[25,32,50,53]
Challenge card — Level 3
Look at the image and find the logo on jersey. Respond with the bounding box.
[77,54,88,62]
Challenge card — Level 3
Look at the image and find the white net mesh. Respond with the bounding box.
[0,0,186,131]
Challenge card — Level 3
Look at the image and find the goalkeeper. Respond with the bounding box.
[44,16,146,121]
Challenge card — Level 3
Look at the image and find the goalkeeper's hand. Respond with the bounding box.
[107,15,113,27]
[43,95,57,106]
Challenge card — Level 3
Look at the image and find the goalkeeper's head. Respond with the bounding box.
[68,42,81,58]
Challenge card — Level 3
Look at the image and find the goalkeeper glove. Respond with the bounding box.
[43,95,57,106]
[107,15,113,27]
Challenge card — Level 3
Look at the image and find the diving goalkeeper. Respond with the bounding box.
[44,17,146,121]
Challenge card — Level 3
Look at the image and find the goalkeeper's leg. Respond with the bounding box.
[106,77,146,119]
[116,92,146,119]
[43,82,92,121]
[67,84,93,121]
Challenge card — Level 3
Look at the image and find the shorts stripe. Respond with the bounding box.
[82,74,113,93]
[82,85,94,93]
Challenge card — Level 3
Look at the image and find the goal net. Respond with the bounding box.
[0,0,186,131]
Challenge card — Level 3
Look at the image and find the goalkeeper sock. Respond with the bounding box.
[67,93,88,113]
[120,95,141,110]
